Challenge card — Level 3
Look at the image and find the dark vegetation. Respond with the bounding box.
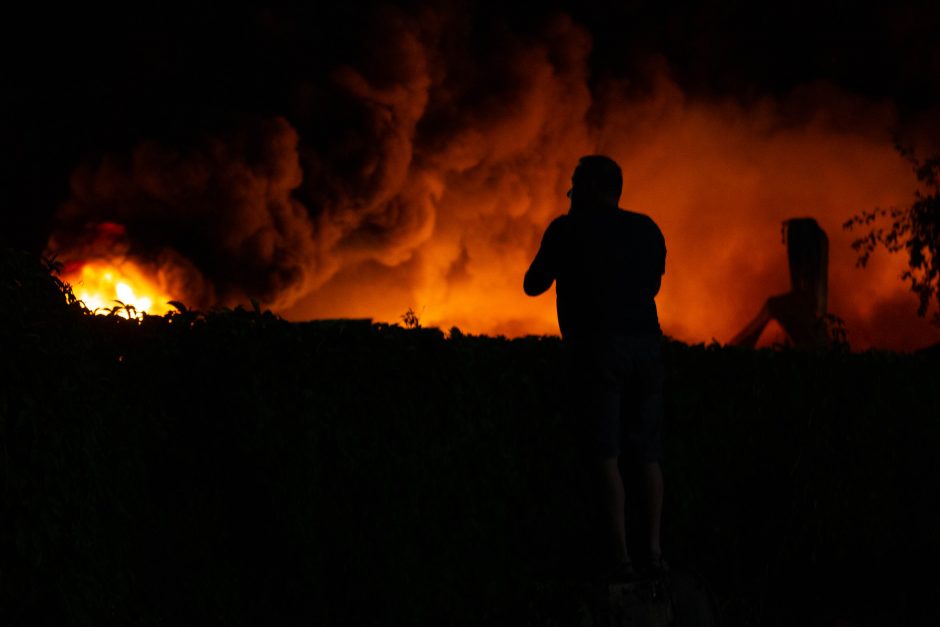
[2,248,939,627]
[846,145,940,325]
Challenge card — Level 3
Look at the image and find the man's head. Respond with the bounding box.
[568,155,622,211]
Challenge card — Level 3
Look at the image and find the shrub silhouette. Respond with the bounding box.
[2,249,938,626]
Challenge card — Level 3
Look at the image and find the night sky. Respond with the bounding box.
[4,2,939,348]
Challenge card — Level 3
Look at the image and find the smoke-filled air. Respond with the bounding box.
[44,10,940,350]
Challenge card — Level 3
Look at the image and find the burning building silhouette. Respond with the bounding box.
[731,218,829,348]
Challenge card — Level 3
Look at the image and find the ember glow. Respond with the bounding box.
[63,259,176,319]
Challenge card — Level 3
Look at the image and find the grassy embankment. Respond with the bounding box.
[2,248,938,626]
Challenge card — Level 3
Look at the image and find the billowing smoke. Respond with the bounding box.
[45,7,940,350]
[49,117,322,309]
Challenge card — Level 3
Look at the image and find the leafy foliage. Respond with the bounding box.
[2,249,939,626]
[401,306,422,329]
[845,143,940,323]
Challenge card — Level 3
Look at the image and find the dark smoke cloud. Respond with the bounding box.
[32,3,940,349]
[50,118,321,308]
[46,8,593,309]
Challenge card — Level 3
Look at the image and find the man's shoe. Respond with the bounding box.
[608,559,636,583]
[646,552,669,578]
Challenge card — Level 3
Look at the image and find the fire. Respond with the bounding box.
[43,16,940,350]
[63,259,176,319]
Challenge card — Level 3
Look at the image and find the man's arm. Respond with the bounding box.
[524,219,563,296]
[650,219,666,297]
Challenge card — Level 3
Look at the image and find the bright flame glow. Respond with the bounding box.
[63,260,175,319]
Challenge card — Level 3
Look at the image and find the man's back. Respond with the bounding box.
[528,206,666,340]
[524,155,669,582]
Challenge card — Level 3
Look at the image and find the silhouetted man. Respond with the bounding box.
[524,155,667,581]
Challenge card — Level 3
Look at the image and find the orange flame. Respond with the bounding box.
[63,259,176,319]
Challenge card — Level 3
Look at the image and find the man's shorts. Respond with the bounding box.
[564,334,664,462]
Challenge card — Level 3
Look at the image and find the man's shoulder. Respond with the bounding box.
[617,208,656,224]
[548,213,571,227]
[617,209,663,233]
[545,214,572,237]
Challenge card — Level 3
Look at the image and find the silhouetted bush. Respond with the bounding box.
[2,248,938,626]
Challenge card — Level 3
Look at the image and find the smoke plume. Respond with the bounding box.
[45,7,940,350]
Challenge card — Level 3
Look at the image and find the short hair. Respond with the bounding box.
[572,155,623,199]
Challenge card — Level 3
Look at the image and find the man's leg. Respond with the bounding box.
[641,461,664,560]
[601,456,630,565]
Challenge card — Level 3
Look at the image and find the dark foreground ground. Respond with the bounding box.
[3,249,940,626]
